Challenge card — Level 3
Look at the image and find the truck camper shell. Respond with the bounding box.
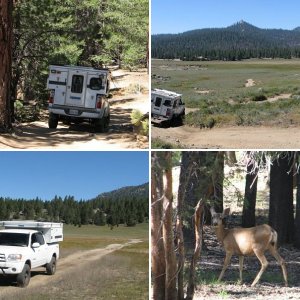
[1,221,63,243]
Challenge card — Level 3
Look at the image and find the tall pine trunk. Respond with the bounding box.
[176,152,195,300]
[151,153,166,300]
[269,154,294,245]
[242,161,258,228]
[163,152,177,300]
[0,0,13,130]
[294,162,300,249]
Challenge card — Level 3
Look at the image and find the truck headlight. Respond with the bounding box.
[7,254,22,261]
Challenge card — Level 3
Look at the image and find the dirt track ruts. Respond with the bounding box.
[0,239,142,299]
[152,125,300,149]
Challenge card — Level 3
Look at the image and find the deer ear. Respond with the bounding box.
[223,208,230,216]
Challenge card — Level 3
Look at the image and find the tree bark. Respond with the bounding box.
[212,151,224,213]
[163,152,177,300]
[269,154,294,245]
[294,159,300,249]
[0,0,13,129]
[186,199,205,300]
[225,151,237,166]
[242,161,258,228]
[151,152,166,300]
[176,152,195,300]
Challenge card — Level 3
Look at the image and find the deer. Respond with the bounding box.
[210,207,288,287]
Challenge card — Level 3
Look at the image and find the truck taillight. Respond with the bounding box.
[96,94,102,109]
[49,89,55,104]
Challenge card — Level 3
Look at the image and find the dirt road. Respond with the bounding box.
[0,239,142,299]
[152,125,300,149]
[0,70,149,150]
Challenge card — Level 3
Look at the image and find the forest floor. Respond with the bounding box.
[0,69,149,150]
[191,225,300,300]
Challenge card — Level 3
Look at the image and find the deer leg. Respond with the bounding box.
[269,246,288,287]
[239,255,244,283]
[251,250,268,287]
[218,252,232,282]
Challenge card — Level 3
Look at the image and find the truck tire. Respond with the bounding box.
[46,256,56,275]
[48,113,59,129]
[16,264,31,287]
[103,114,110,132]
[95,115,109,133]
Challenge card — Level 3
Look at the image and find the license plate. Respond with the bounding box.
[69,109,78,115]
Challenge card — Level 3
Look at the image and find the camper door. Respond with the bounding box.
[66,71,86,108]
[47,69,68,105]
[85,72,107,108]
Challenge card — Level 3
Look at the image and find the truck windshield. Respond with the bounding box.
[0,232,29,247]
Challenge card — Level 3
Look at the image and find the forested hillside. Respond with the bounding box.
[0,183,149,227]
[152,20,300,61]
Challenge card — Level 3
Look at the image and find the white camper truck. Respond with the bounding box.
[151,89,185,126]
[0,221,63,287]
[47,65,110,132]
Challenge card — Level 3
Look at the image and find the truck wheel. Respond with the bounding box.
[48,113,59,129]
[94,118,104,133]
[103,114,110,132]
[46,256,56,275]
[16,264,31,287]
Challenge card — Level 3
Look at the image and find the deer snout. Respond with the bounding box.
[211,218,219,226]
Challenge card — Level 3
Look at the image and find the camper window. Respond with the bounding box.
[154,97,162,107]
[163,100,172,107]
[89,77,103,90]
[71,75,84,93]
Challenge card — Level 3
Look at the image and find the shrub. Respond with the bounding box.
[251,94,267,101]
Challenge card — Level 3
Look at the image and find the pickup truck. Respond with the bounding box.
[47,65,110,132]
[0,221,63,287]
[151,89,185,126]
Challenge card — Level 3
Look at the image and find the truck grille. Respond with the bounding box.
[0,254,6,262]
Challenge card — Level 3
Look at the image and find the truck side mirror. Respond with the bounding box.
[32,242,40,248]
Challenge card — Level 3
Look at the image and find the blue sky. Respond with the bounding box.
[152,0,300,34]
[0,151,149,200]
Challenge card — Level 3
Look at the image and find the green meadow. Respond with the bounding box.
[152,59,300,127]
[61,223,149,254]
[0,223,149,300]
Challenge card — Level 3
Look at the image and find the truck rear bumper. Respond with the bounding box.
[151,114,170,124]
[49,105,105,119]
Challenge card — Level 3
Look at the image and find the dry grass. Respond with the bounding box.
[9,242,148,300]
[0,224,149,300]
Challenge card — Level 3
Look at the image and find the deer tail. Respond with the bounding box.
[270,228,278,249]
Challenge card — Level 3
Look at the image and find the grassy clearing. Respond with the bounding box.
[152,59,300,127]
[4,224,149,300]
[60,223,148,256]
[10,241,149,300]
[151,137,183,149]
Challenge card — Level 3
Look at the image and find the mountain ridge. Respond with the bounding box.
[152,21,300,61]
[92,182,148,200]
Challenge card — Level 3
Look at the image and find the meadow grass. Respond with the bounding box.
[152,59,300,127]
[151,137,183,149]
[5,224,149,300]
[10,241,149,300]
[61,223,149,255]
